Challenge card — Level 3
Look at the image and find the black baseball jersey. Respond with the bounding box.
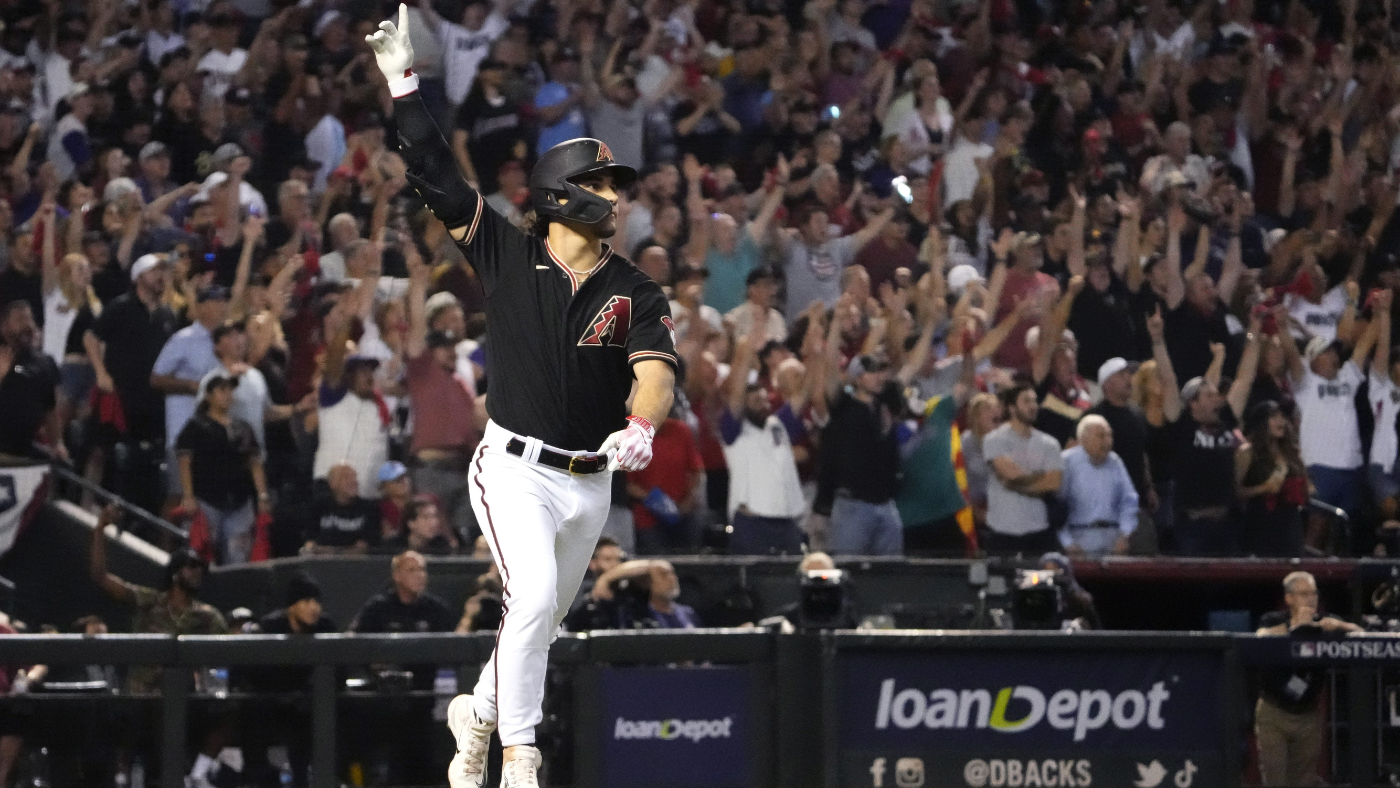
[452,191,678,452]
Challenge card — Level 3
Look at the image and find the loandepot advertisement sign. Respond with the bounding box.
[839,650,1226,788]
[601,665,749,787]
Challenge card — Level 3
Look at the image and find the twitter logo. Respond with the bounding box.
[1134,760,1168,788]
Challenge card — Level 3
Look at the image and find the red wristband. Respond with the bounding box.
[626,415,655,437]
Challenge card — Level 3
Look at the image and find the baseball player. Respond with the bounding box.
[366,7,677,788]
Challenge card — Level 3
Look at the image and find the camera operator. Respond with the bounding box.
[1011,553,1101,631]
[1253,571,1360,787]
[769,552,860,631]
[568,559,700,630]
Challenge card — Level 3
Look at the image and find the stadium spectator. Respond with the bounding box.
[1288,312,1375,544]
[244,573,336,788]
[817,298,906,555]
[0,300,61,460]
[83,254,177,508]
[983,380,1065,556]
[175,374,268,564]
[779,204,895,324]
[377,461,414,542]
[302,463,377,556]
[1087,358,1152,511]
[380,495,457,556]
[1236,401,1308,557]
[1254,572,1361,786]
[151,283,228,485]
[721,322,808,555]
[1151,307,1260,555]
[403,246,478,540]
[627,411,706,554]
[1058,415,1138,557]
[88,505,228,691]
[314,274,390,500]
[350,551,455,634]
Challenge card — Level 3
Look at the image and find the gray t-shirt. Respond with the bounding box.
[782,234,858,322]
[982,423,1064,535]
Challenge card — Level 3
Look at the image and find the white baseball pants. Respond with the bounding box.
[467,420,612,746]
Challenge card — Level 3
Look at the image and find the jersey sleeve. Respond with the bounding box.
[393,89,528,297]
[454,189,534,298]
[626,281,679,370]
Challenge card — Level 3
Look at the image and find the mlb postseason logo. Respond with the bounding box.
[600,666,749,788]
[1293,639,1400,660]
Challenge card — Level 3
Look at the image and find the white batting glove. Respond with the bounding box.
[365,4,418,97]
[598,416,656,472]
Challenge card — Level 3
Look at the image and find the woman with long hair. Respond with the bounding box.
[153,80,202,183]
[1132,359,1175,548]
[1236,400,1308,556]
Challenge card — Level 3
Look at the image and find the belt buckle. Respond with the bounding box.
[568,455,588,475]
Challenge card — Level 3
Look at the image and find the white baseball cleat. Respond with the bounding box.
[447,695,496,788]
[500,746,542,788]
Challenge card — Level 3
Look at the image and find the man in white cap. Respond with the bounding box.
[1086,357,1153,519]
[946,264,984,297]
[1288,326,1374,534]
[83,255,180,506]
[47,82,93,181]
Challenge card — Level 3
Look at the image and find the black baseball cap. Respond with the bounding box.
[675,266,710,282]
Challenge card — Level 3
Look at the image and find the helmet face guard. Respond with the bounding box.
[529,138,636,230]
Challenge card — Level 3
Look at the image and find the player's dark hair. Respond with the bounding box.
[521,209,550,237]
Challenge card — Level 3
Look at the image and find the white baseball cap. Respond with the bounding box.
[947,264,985,295]
[129,253,165,283]
[1097,357,1131,387]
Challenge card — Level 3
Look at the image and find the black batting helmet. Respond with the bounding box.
[529,138,636,229]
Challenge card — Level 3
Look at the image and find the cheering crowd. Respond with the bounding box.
[3,0,1400,561]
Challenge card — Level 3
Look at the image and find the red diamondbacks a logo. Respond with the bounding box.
[661,315,676,346]
[596,142,614,162]
[578,296,632,347]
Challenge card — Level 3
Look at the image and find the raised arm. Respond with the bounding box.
[1066,185,1087,278]
[89,505,134,603]
[39,200,58,296]
[1032,275,1084,384]
[229,214,265,319]
[1227,316,1262,421]
[1181,224,1211,284]
[847,207,896,254]
[1350,306,1380,370]
[404,241,432,359]
[1374,290,1393,374]
[1163,204,1186,309]
[747,155,790,246]
[1275,303,1305,383]
[1148,307,1182,421]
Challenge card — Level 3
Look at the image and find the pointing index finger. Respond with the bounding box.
[399,3,409,35]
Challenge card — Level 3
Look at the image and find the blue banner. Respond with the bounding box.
[837,650,1226,788]
[600,665,750,788]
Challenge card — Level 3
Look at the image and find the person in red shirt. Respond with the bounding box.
[626,418,705,554]
[992,231,1061,372]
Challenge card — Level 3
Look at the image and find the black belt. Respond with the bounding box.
[506,438,607,474]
